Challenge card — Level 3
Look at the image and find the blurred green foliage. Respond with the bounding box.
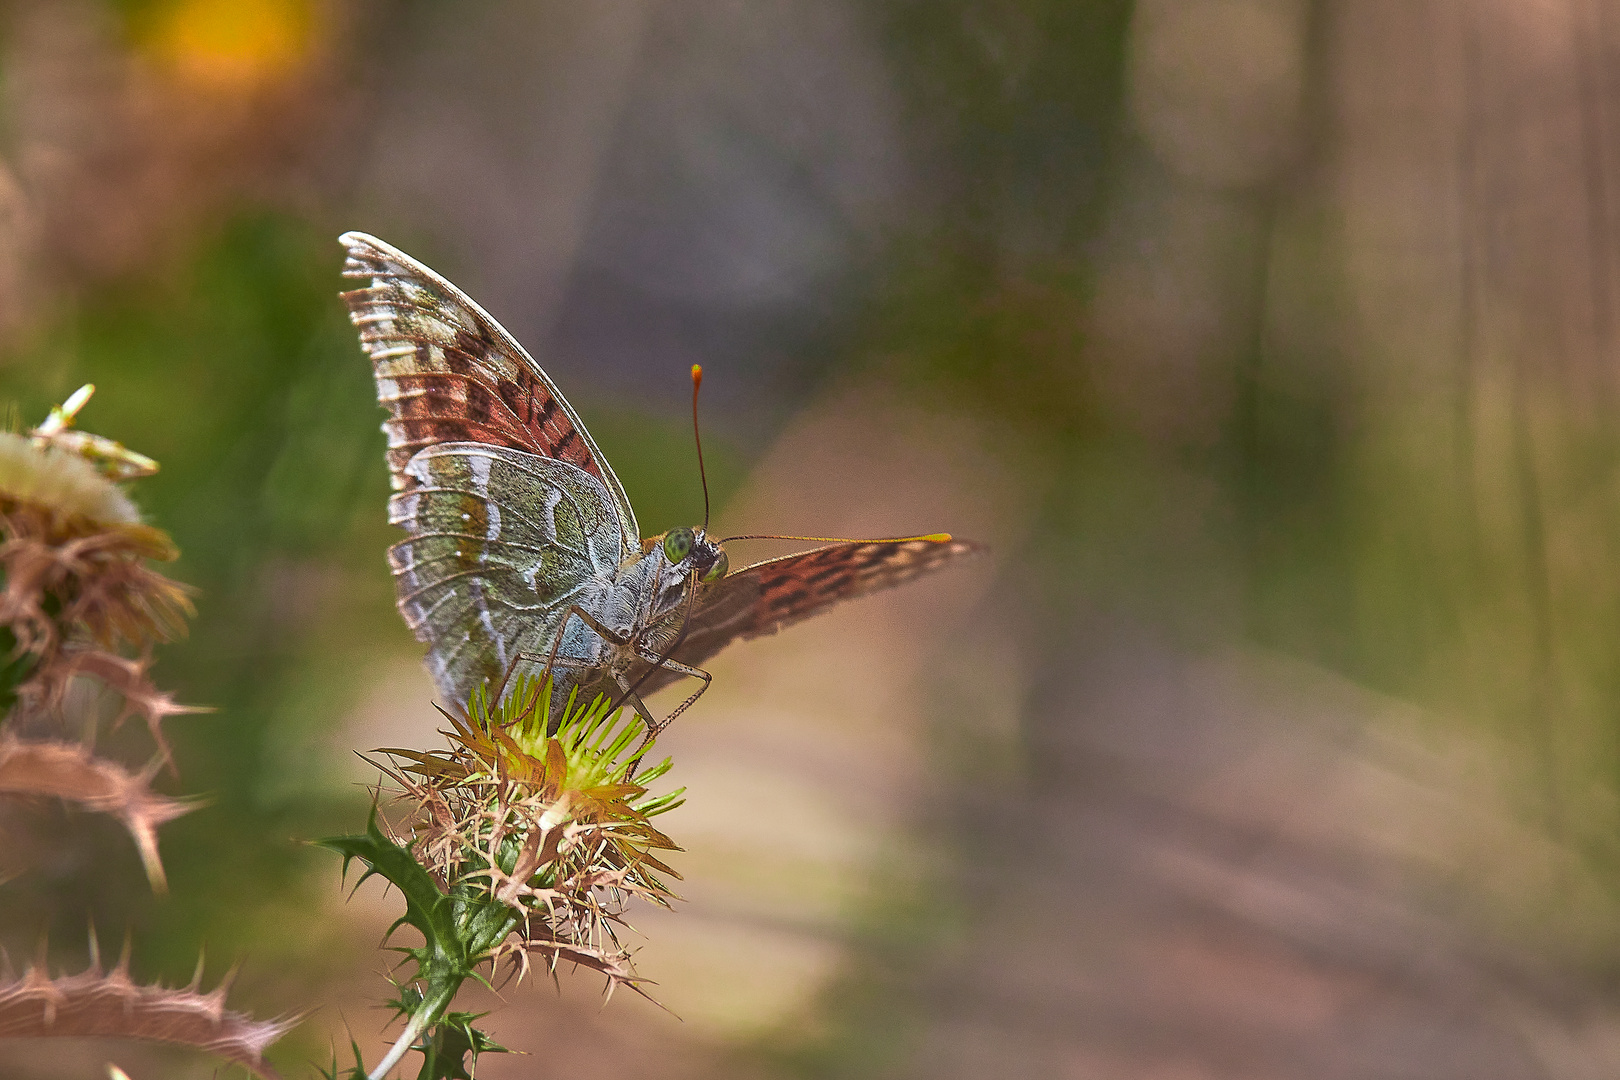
[1,214,388,1000]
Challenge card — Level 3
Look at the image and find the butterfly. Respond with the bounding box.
[339,231,984,731]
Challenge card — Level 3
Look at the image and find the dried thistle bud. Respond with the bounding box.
[0,432,141,530]
[0,395,193,707]
[0,387,202,884]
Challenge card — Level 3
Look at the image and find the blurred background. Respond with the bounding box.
[6,0,1620,1076]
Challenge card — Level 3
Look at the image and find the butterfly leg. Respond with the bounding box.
[613,675,658,731]
[621,653,713,772]
[490,603,633,731]
[530,603,686,737]
[633,651,712,735]
[615,675,666,777]
[524,602,630,687]
[492,625,607,708]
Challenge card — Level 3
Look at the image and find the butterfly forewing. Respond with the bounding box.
[339,231,639,548]
[634,537,986,696]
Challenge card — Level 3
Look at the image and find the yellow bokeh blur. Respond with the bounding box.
[142,0,315,91]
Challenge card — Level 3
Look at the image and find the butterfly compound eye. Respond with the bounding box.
[663,527,695,563]
[702,548,729,582]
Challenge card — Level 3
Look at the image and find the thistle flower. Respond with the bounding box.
[387,677,683,931]
[322,677,685,1080]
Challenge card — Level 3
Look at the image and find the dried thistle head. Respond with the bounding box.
[377,677,685,990]
[0,393,273,1074]
[0,936,294,1079]
[0,386,193,715]
[0,386,203,883]
[0,433,191,662]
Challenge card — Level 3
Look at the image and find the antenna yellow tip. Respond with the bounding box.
[691,364,703,385]
[922,532,952,543]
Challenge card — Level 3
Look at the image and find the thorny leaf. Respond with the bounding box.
[0,735,199,891]
[317,811,517,1079]
[319,813,513,976]
[0,950,294,1078]
[317,1039,370,1080]
[391,993,510,1080]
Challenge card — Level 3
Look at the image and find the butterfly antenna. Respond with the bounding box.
[719,532,955,544]
[692,365,712,534]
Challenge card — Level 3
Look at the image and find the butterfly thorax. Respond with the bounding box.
[607,546,686,640]
[552,534,715,701]
[614,527,724,640]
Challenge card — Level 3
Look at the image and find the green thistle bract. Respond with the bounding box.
[384,675,684,910]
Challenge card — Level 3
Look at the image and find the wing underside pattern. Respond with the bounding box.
[387,443,622,704]
[339,232,988,717]
[339,231,639,549]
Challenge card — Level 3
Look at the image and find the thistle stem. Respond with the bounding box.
[368,983,456,1080]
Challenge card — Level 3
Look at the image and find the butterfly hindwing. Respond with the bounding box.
[339,231,639,551]
[388,442,625,704]
[633,537,986,696]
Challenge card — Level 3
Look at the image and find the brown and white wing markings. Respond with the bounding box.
[387,442,626,706]
[339,230,638,554]
[635,536,986,696]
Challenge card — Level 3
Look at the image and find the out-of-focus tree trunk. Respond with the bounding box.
[907,2,1620,1077]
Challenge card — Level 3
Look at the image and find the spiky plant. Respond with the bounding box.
[0,386,289,1076]
[0,934,295,1078]
[0,384,202,884]
[320,676,684,1080]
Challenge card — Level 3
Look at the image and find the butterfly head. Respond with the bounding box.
[661,526,728,583]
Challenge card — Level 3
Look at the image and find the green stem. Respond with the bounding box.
[368,982,458,1080]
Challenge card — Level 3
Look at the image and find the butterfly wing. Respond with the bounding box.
[339,231,639,552]
[634,537,986,696]
[389,443,625,705]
